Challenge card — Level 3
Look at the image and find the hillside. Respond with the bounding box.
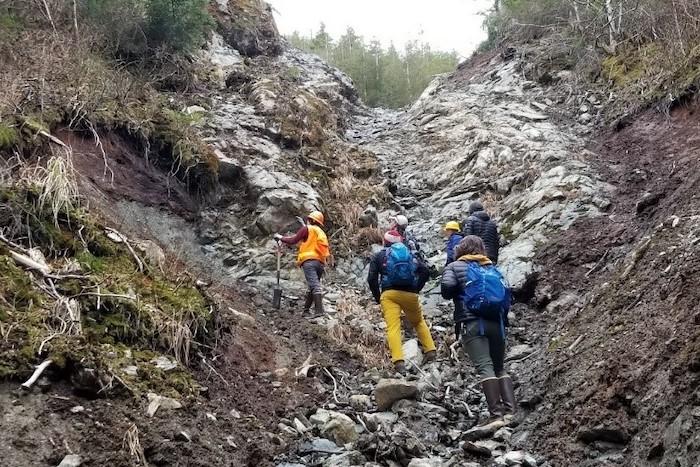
[1,1,699,467]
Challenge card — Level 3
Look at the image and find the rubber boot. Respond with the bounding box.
[423,350,437,364]
[311,293,324,317]
[478,378,505,428]
[393,360,407,376]
[302,291,313,314]
[499,376,518,425]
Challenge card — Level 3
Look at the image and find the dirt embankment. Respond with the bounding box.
[520,97,700,465]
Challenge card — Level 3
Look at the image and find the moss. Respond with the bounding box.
[0,124,19,149]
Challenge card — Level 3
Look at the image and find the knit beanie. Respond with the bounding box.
[383,229,403,245]
[468,201,484,214]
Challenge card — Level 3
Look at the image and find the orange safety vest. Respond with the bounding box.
[297,225,330,266]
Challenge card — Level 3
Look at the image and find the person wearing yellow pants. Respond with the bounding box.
[367,230,436,374]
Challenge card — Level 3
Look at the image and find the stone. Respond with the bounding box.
[408,458,444,467]
[146,393,183,417]
[58,455,83,467]
[506,344,535,361]
[504,451,528,465]
[320,411,359,445]
[185,105,207,114]
[150,356,177,371]
[299,438,342,454]
[578,112,592,124]
[402,339,424,367]
[310,408,332,426]
[70,405,85,414]
[322,450,366,467]
[358,206,379,227]
[463,440,497,457]
[175,431,192,442]
[121,365,138,377]
[225,435,238,448]
[463,420,506,441]
[37,377,52,392]
[577,424,630,444]
[229,308,255,326]
[349,394,372,410]
[375,378,420,411]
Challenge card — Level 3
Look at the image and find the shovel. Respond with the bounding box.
[272,240,282,309]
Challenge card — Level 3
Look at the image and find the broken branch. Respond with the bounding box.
[21,359,53,390]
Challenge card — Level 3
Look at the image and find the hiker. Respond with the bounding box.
[274,211,330,317]
[461,201,499,264]
[441,235,516,426]
[389,214,422,259]
[444,221,464,266]
[367,229,437,375]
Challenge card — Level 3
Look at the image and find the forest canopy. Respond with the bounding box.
[288,25,460,109]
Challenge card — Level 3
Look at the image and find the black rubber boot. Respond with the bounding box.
[478,378,505,428]
[423,350,437,364]
[312,293,324,317]
[302,291,313,314]
[499,376,518,425]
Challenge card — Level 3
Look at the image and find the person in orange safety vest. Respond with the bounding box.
[274,211,331,316]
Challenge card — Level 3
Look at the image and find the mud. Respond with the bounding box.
[518,97,700,466]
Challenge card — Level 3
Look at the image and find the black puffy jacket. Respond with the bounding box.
[461,210,499,264]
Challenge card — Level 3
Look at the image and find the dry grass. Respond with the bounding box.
[122,423,147,466]
[23,148,80,227]
[148,305,200,366]
[327,291,388,369]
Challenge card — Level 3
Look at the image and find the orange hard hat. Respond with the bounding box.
[308,211,325,226]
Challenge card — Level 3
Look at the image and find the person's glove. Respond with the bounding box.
[273,233,283,241]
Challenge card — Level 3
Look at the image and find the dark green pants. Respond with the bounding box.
[460,319,507,380]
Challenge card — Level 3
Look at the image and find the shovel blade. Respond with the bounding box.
[272,286,282,309]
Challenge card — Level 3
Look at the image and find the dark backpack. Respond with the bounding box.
[459,262,510,321]
[381,243,418,289]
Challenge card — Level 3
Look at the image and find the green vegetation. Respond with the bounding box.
[0,185,212,397]
[478,0,700,118]
[288,25,459,108]
[80,0,214,57]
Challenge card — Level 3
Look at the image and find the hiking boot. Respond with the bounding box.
[423,350,437,364]
[301,291,313,314]
[311,293,324,317]
[393,360,407,376]
[499,376,518,426]
[478,378,505,428]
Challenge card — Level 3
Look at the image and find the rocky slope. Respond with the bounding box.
[1,2,699,467]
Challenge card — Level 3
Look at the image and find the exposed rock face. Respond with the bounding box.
[348,55,612,291]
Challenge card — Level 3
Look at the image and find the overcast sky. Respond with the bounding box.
[267,0,494,59]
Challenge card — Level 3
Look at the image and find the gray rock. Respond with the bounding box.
[349,394,372,411]
[322,450,365,467]
[375,378,419,411]
[299,438,342,454]
[402,339,424,367]
[150,356,177,371]
[463,439,502,457]
[58,455,83,467]
[320,411,359,445]
[310,408,332,426]
[407,458,444,467]
[463,420,506,441]
[146,393,183,417]
[506,344,535,361]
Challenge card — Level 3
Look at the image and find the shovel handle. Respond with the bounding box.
[275,239,281,285]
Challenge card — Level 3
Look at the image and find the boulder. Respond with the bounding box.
[58,455,83,467]
[212,0,281,57]
[375,379,420,411]
[402,339,424,367]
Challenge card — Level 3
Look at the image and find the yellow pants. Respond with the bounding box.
[380,289,436,363]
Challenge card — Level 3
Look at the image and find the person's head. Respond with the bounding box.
[383,229,402,247]
[307,211,325,227]
[443,221,461,239]
[454,235,486,258]
[468,201,484,215]
[388,214,409,232]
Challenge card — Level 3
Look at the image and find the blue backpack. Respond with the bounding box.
[460,262,511,321]
[381,243,418,289]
